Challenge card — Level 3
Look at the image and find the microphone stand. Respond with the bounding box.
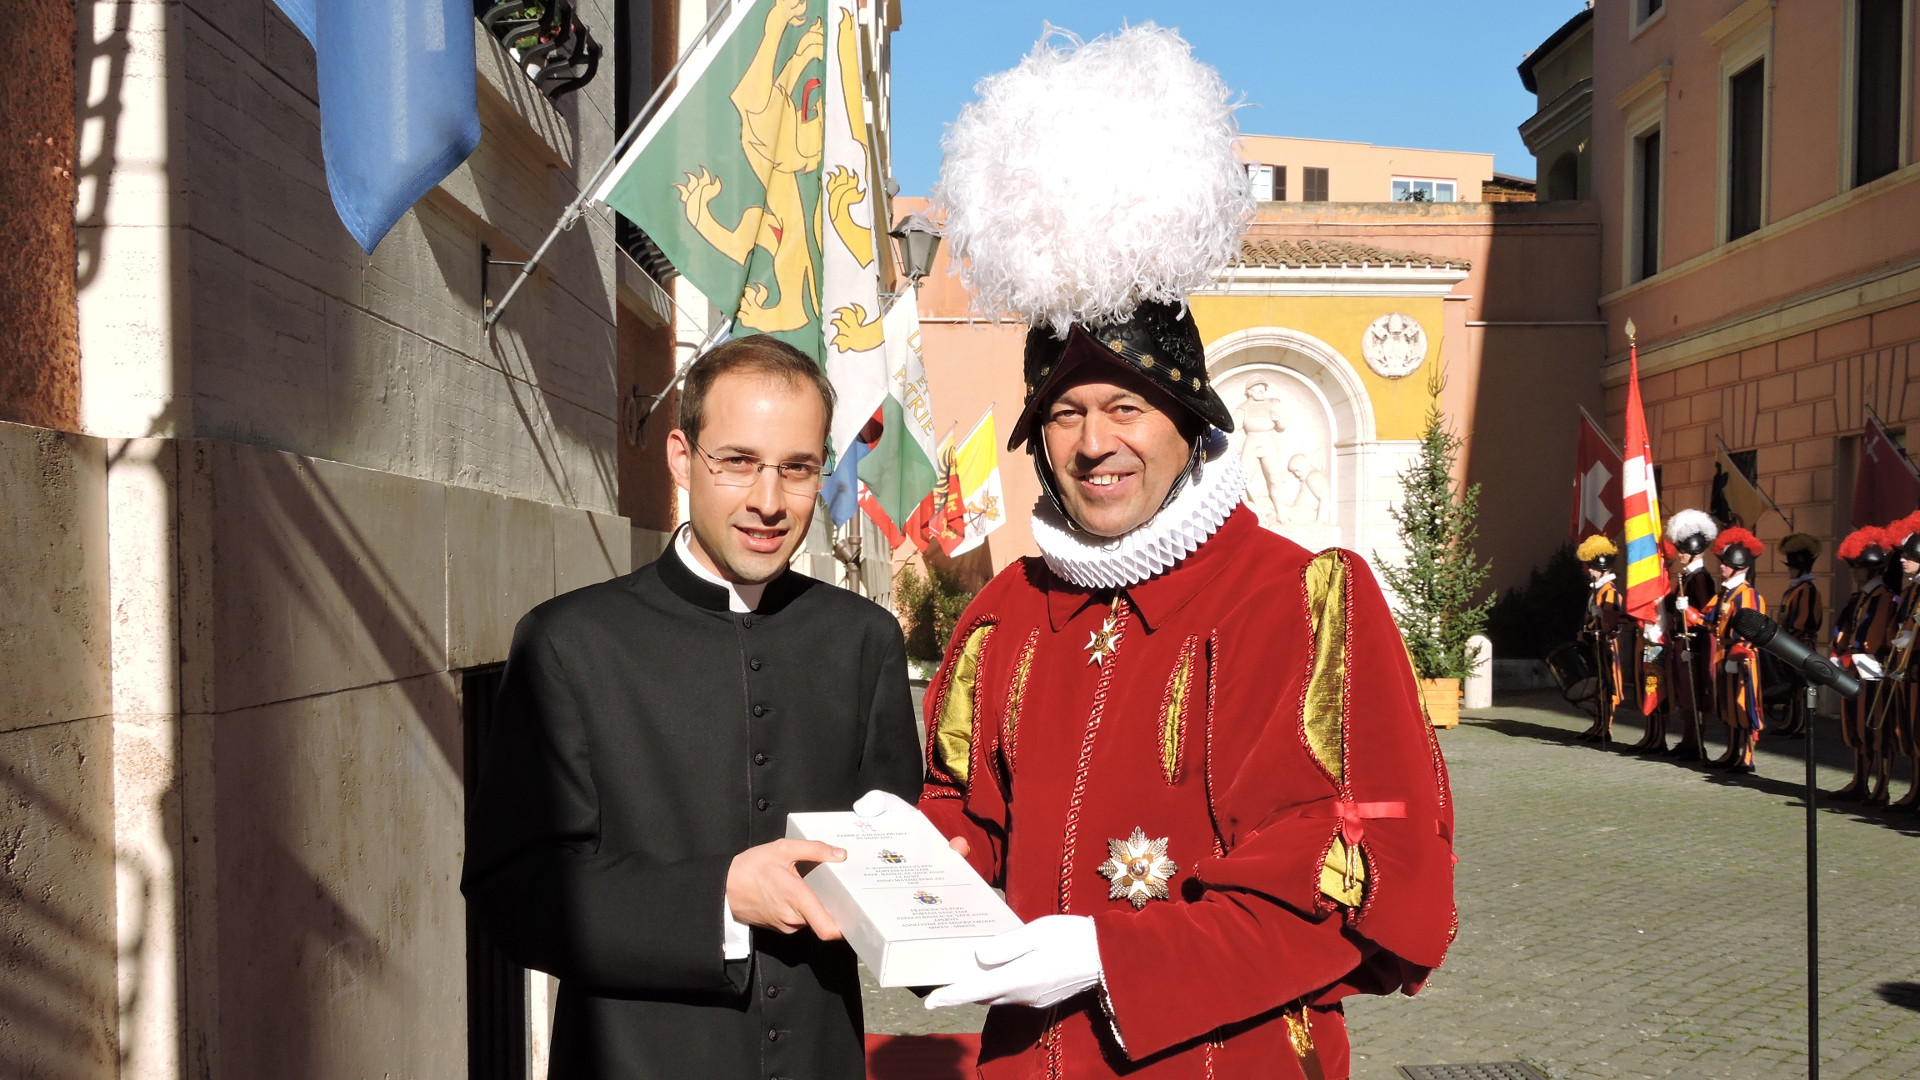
[1803,677,1820,1080]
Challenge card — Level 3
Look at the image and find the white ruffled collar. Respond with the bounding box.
[1031,431,1245,590]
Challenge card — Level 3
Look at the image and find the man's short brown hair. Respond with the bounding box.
[676,336,836,447]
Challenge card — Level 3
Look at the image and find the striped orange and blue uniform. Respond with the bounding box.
[1778,576,1822,650]
[1891,582,1920,757]
[1584,577,1625,710]
[1705,578,1766,762]
[1832,583,1895,749]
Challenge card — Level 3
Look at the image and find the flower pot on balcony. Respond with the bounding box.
[1421,678,1461,729]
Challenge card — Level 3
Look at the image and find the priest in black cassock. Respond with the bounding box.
[462,337,923,1079]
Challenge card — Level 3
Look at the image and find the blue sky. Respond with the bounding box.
[888,0,1591,196]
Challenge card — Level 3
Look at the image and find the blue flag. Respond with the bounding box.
[272,0,481,253]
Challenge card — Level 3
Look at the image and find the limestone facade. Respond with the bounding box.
[2,1,638,1076]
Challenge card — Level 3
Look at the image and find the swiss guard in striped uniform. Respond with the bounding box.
[1772,533,1823,737]
[1886,514,1920,810]
[1661,510,1720,759]
[1576,535,1625,744]
[908,24,1457,1080]
[1704,528,1766,771]
[1831,527,1896,801]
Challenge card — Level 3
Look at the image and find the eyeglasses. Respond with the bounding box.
[692,443,832,493]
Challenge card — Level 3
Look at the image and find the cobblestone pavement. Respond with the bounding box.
[867,690,1920,1079]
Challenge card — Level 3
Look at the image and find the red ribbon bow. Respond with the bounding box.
[1304,799,1408,847]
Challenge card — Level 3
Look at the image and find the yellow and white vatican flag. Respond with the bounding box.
[816,0,890,523]
[948,407,1005,557]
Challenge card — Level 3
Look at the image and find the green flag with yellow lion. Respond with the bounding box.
[594,0,892,481]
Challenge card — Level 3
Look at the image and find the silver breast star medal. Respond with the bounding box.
[1098,827,1177,909]
[1085,595,1125,666]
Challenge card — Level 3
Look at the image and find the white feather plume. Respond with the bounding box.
[931,24,1251,336]
[1666,509,1718,545]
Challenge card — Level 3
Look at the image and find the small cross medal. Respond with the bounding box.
[1085,595,1125,666]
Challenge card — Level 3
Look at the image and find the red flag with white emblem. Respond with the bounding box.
[1570,406,1624,541]
[1851,408,1920,528]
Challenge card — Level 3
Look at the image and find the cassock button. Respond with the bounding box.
[756,798,771,811]
[765,985,781,998]
[743,616,755,629]
[753,704,767,717]
[767,1028,780,1042]
[750,658,763,671]
[754,753,769,766]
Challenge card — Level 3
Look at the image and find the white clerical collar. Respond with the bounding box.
[1721,571,1747,591]
[675,525,767,613]
[1031,429,1245,590]
[1591,573,1616,589]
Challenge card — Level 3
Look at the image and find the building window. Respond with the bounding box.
[1634,0,1666,33]
[1274,165,1288,201]
[1853,0,1906,186]
[1303,167,1329,202]
[1725,61,1766,241]
[1632,128,1662,282]
[1391,177,1456,202]
[1248,164,1276,202]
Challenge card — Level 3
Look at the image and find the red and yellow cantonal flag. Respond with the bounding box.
[1621,328,1671,624]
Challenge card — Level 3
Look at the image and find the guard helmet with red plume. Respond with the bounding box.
[1714,526,1763,570]
[1891,512,1920,564]
[1839,526,1893,568]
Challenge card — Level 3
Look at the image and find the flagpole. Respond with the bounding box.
[484,0,741,328]
[1577,403,1623,459]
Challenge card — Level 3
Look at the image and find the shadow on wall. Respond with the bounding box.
[190,446,466,1077]
[72,0,127,295]
[1460,201,1606,600]
[0,730,122,1080]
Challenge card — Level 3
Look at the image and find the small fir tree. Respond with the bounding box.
[1378,391,1495,680]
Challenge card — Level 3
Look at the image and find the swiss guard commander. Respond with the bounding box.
[462,337,922,1078]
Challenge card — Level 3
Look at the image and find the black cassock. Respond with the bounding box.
[463,542,923,1079]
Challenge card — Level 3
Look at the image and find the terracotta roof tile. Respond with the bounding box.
[1232,238,1472,272]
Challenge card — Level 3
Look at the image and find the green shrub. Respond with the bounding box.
[894,561,977,669]
[1485,542,1588,660]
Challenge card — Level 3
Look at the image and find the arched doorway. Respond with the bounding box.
[1206,327,1408,568]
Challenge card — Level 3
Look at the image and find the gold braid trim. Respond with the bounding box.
[1303,551,1368,907]
[1002,629,1039,774]
[935,623,995,786]
[1301,552,1349,784]
[1159,636,1202,784]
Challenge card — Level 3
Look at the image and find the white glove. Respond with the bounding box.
[1724,660,1740,673]
[1675,596,1689,612]
[1854,654,1885,680]
[1643,621,1664,645]
[1896,631,1915,651]
[853,789,914,818]
[924,915,1102,1010]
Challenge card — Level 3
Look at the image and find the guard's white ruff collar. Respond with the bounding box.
[1031,430,1244,590]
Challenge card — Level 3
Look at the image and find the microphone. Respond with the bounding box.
[1730,609,1862,699]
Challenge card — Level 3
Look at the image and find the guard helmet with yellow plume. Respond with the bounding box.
[1576,534,1617,571]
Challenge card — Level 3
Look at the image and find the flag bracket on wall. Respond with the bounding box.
[483,0,742,328]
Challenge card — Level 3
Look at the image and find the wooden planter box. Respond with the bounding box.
[1421,678,1461,729]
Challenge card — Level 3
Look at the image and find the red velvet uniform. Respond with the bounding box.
[919,508,1457,1080]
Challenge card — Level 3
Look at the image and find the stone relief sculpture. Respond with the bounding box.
[1361,313,1427,379]
[1219,366,1332,530]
